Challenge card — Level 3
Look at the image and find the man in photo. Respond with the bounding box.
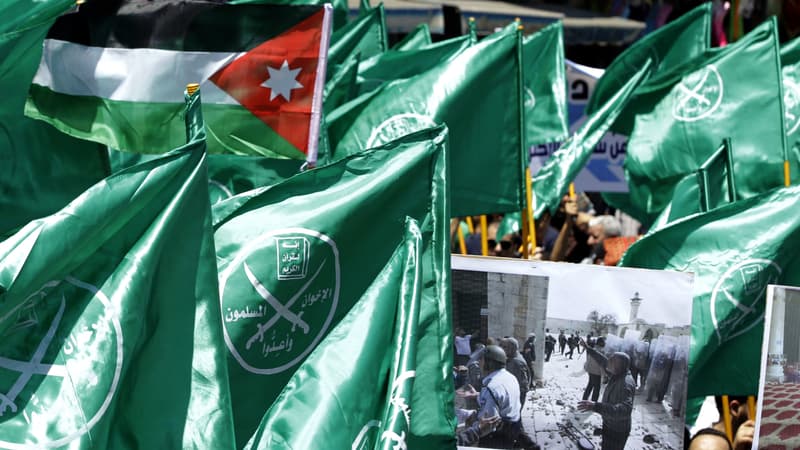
[577,338,636,450]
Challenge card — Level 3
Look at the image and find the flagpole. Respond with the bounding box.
[465,216,475,234]
[480,215,489,256]
[457,223,468,255]
[785,160,791,187]
[516,20,536,258]
[526,168,536,258]
[721,395,734,443]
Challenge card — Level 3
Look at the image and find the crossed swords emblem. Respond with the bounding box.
[676,68,715,110]
[0,296,68,416]
[243,259,327,351]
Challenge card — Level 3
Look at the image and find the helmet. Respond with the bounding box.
[483,345,507,364]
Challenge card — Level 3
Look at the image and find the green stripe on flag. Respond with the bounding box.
[26,85,304,159]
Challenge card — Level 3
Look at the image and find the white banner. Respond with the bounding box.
[530,60,630,193]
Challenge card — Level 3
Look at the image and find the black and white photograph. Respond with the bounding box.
[452,256,693,450]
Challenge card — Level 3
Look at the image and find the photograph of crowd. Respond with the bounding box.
[451,256,693,449]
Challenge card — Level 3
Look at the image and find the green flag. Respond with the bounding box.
[327,5,388,78]
[324,52,362,113]
[212,126,453,446]
[585,2,711,129]
[649,139,736,232]
[781,36,800,162]
[532,60,652,218]
[355,34,472,96]
[26,1,332,161]
[108,150,303,205]
[328,24,525,216]
[0,0,109,237]
[243,218,423,450]
[623,19,792,219]
[620,184,800,396]
[392,23,432,51]
[0,92,234,448]
[523,21,569,147]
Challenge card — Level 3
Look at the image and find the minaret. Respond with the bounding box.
[629,292,642,323]
[766,289,786,383]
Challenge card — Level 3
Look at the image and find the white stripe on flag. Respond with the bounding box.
[33,39,243,104]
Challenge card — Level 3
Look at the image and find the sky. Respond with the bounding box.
[452,256,694,328]
[537,262,693,327]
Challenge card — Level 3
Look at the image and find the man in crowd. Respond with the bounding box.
[582,337,605,402]
[500,337,537,449]
[544,329,555,362]
[565,334,577,359]
[586,215,622,264]
[456,345,531,448]
[577,338,636,450]
[558,330,567,354]
[688,396,754,450]
[454,327,473,366]
[522,333,536,388]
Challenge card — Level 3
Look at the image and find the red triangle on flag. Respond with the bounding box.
[209,9,326,155]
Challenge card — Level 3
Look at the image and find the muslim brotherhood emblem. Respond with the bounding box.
[0,277,123,447]
[219,228,340,375]
[710,258,781,344]
[366,113,437,149]
[672,64,724,122]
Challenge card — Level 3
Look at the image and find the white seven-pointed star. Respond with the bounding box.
[261,60,303,102]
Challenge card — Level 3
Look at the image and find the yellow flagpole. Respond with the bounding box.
[569,183,576,199]
[457,222,468,255]
[721,395,734,444]
[465,216,475,234]
[785,160,791,187]
[526,168,536,257]
[748,395,756,422]
[480,215,489,256]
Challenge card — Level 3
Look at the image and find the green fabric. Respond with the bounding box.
[355,35,472,96]
[0,0,109,237]
[324,52,362,114]
[649,142,734,232]
[522,21,569,147]
[229,0,347,30]
[533,60,652,219]
[327,5,388,79]
[781,35,800,170]
[586,3,711,134]
[328,24,525,216]
[244,218,423,450]
[622,19,792,220]
[0,100,234,448]
[392,23,432,51]
[108,149,303,205]
[496,212,521,239]
[26,87,305,159]
[212,126,453,447]
[620,184,800,396]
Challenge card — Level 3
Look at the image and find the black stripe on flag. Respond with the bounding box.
[48,0,323,52]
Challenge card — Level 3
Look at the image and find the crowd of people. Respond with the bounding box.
[452,329,689,449]
[452,194,640,266]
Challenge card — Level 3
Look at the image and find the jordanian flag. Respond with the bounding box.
[26,0,332,161]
